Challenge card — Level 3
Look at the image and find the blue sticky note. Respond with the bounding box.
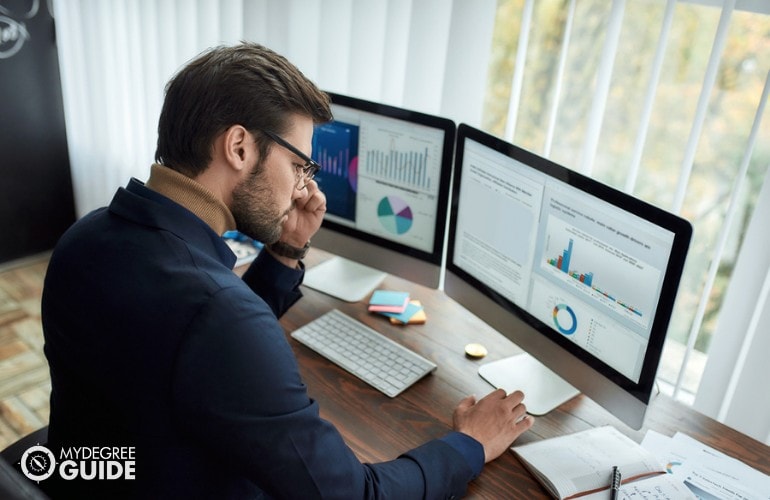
[379,301,423,323]
[369,290,410,307]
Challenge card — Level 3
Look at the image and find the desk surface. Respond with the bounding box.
[270,250,770,498]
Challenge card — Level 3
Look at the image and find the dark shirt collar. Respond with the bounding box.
[110,178,237,269]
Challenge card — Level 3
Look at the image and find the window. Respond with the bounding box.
[483,0,770,403]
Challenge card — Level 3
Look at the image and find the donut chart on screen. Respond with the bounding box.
[377,196,413,235]
[553,303,578,335]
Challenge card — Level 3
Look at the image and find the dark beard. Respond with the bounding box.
[230,169,286,245]
[232,208,283,245]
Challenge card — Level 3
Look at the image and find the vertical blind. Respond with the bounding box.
[52,0,769,443]
[493,0,769,443]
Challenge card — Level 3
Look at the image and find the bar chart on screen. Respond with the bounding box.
[358,116,444,195]
[313,121,359,221]
[365,144,432,190]
[540,215,660,329]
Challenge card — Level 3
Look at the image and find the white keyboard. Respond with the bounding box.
[291,309,437,397]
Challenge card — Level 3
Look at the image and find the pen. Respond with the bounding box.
[610,465,621,500]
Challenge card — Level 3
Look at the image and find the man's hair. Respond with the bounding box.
[155,42,332,177]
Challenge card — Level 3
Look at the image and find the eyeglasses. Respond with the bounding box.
[262,130,321,190]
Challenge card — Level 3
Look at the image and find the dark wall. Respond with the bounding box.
[0,1,76,264]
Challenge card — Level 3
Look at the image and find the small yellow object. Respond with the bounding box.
[464,343,488,359]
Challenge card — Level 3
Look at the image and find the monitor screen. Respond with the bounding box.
[444,124,692,429]
[304,93,455,302]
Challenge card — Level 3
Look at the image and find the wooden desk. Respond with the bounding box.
[274,250,770,498]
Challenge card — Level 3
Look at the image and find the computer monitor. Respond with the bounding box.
[444,124,692,430]
[305,93,455,302]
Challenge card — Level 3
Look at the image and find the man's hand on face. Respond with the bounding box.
[279,179,326,248]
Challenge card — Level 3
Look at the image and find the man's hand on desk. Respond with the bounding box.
[453,388,533,463]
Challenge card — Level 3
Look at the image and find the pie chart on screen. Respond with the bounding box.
[377,195,413,235]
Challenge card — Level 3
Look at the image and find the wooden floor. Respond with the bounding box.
[0,254,51,450]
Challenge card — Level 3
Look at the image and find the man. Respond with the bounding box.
[42,42,533,498]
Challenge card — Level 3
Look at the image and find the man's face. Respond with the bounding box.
[230,115,314,244]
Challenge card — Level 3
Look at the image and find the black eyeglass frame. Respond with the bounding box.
[262,130,321,189]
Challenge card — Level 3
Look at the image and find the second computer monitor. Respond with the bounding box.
[305,93,455,302]
[445,124,692,430]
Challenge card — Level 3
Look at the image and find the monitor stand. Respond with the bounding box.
[478,353,580,415]
[303,256,387,303]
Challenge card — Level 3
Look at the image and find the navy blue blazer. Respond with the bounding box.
[42,178,482,499]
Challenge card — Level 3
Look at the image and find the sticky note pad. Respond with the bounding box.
[368,290,410,313]
[391,310,426,325]
[369,290,410,306]
[368,296,409,313]
[384,300,427,325]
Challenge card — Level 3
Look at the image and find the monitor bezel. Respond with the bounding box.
[309,92,456,287]
[446,123,692,408]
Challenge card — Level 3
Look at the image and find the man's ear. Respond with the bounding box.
[222,124,252,171]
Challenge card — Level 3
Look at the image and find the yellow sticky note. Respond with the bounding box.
[389,300,427,325]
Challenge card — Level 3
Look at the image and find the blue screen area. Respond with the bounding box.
[312,121,359,222]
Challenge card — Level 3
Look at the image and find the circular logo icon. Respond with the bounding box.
[20,445,56,481]
[0,17,31,60]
